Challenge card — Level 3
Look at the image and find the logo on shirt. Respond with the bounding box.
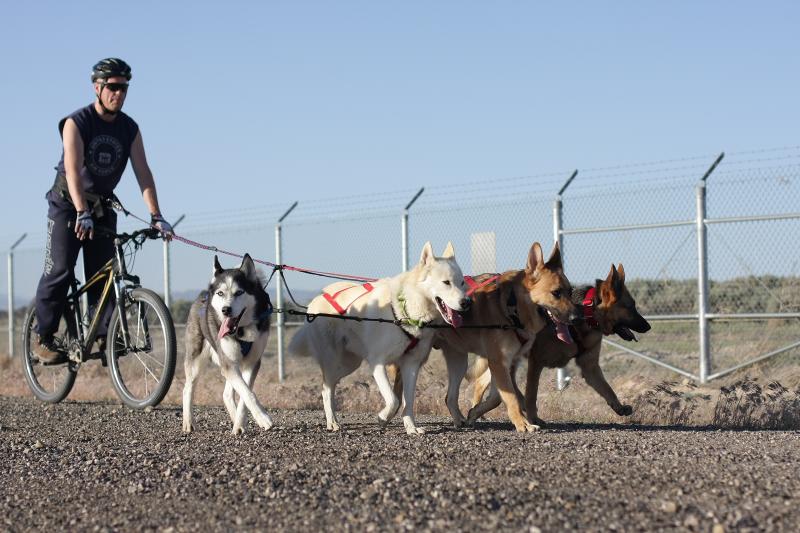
[87,135,124,177]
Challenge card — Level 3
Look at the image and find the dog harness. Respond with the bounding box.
[582,287,599,328]
[324,283,420,354]
[464,274,500,296]
[322,283,374,314]
[505,288,529,346]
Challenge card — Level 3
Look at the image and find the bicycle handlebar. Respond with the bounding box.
[67,221,163,244]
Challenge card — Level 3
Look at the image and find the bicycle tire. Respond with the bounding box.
[20,305,78,403]
[107,288,177,409]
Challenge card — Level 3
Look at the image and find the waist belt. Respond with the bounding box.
[50,173,117,218]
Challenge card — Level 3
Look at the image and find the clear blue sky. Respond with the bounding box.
[1,1,799,297]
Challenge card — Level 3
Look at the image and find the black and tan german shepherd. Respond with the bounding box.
[469,263,651,425]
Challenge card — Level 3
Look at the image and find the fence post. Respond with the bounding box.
[401,188,425,272]
[162,214,185,308]
[553,171,577,391]
[696,152,724,383]
[7,233,27,358]
[275,202,298,382]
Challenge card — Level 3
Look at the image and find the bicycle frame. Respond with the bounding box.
[65,236,142,361]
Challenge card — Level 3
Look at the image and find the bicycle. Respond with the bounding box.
[21,226,177,409]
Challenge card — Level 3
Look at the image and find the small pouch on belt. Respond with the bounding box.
[50,173,108,218]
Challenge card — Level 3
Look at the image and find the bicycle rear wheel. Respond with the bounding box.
[20,305,78,403]
[107,288,176,409]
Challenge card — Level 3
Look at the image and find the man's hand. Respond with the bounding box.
[151,213,174,241]
[75,210,94,240]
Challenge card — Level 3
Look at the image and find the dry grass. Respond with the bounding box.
[2,343,799,430]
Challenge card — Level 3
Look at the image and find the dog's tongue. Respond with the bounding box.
[443,304,464,328]
[555,321,573,344]
[217,309,246,340]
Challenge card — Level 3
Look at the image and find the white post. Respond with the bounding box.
[8,233,28,357]
[162,214,185,309]
[275,222,285,382]
[553,171,577,391]
[274,202,297,383]
[553,195,570,391]
[401,210,409,272]
[696,182,710,383]
[401,188,425,272]
[7,252,13,357]
[163,239,170,308]
[696,153,724,384]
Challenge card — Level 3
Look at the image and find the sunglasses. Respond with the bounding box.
[104,83,129,93]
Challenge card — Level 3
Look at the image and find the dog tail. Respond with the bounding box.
[287,325,312,358]
[465,355,489,383]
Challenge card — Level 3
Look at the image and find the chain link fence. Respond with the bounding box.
[4,148,799,384]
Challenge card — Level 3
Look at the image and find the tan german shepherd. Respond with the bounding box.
[429,242,579,432]
[469,263,651,425]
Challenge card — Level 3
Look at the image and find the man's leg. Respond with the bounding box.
[33,198,81,361]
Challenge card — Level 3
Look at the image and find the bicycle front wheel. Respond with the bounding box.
[107,288,176,409]
[20,304,78,403]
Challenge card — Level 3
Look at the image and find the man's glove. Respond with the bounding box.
[75,210,94,240]
[151,213,174,240]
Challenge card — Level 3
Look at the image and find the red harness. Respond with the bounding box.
[583,287,599,327]
[464,274,500,296]
[322,283,374,314]
[323,282,419,354]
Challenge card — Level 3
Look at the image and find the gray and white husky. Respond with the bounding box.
[182,254,273,434]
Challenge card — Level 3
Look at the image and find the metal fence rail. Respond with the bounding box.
[4,147,799,387]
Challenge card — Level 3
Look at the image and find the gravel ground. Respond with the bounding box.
[1,396,799,532]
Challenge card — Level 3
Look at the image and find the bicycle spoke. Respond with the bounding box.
[129,351,163,382]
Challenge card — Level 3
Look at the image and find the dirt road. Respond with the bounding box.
[2,396,798,532]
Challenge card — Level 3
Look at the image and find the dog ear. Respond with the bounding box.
[441,241,455,259]
[239,253,257,281]
[617,263,626,284]
[419,241,435,266]
[600,264,619,303]
[525,242,544,275]
[544,242,563,271]
[214,255,224,275]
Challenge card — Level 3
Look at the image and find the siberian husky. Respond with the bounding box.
[289,242,470,435]
[182,254,273,434]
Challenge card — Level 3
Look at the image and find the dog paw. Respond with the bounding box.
[617,405,633,416]
[327,421,341,431]
[231,426,244,435]
[255,416,274,431]
[515,421,541,433]
[182,423,193,433]
[405,426,426,435]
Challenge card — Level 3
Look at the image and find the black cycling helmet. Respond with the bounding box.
[91,58,132,82]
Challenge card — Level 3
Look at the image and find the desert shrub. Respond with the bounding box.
[712,378,800,429]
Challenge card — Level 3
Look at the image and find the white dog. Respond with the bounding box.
[182,254,273,434]
[289,242,470,435]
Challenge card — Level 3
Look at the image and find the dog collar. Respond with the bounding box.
[392,292,423,354]
[396,292,428,329]
[583,287,599,328]
[237,339,254,356]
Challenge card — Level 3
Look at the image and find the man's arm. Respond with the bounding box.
[130,130,172,238]
[129,130,163,216]
[62,119,93,239]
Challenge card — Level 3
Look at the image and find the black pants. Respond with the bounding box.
[34,192,118,337]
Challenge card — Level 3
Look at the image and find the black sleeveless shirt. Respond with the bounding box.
[55,104,139,197]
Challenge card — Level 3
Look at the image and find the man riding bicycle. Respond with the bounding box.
[33,57,173,363]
